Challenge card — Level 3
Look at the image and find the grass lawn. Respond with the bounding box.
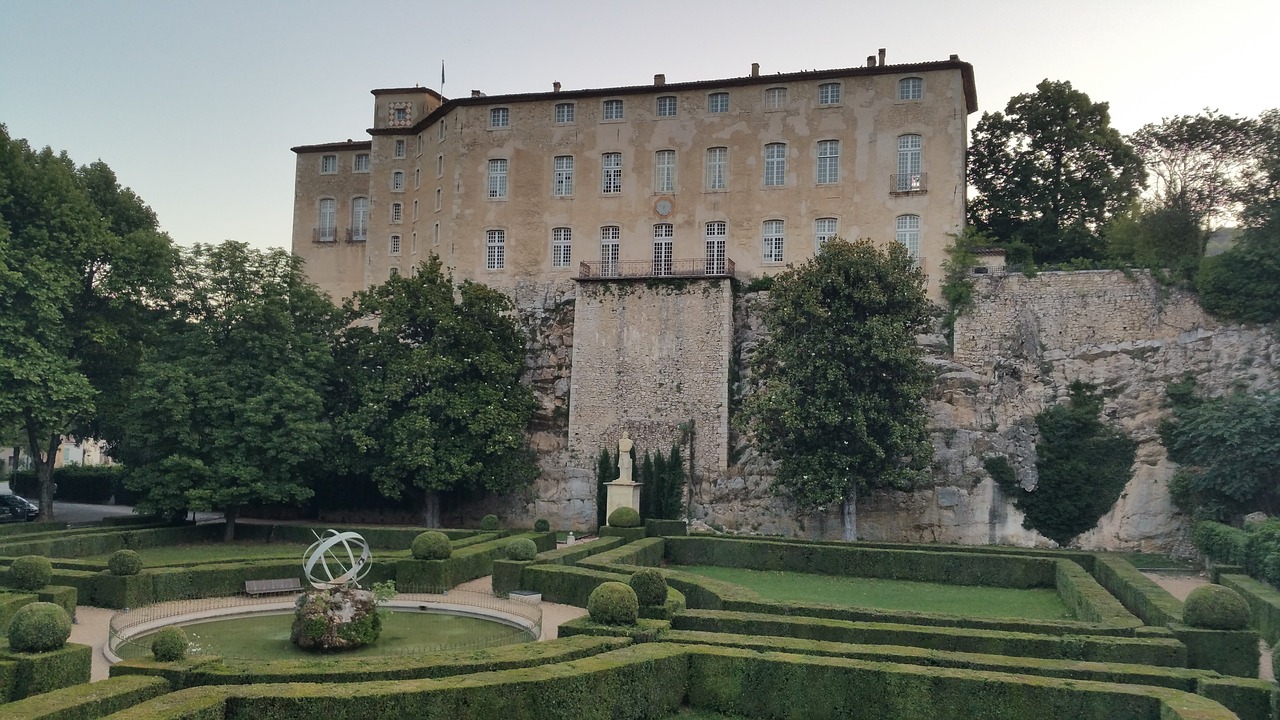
[676,565,1073,620]
[78,541,414,567]
[1110,552,1195,570]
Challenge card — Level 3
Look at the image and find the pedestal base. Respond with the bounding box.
[605,481,643,523]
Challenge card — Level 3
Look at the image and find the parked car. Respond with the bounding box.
[0,493,39,522]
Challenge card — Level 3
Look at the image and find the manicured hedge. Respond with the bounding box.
[1220,573,1280,644]
[637,586,686,621]
[1055,559,1143,628]
[37,587,77,618]
[1091,555,1184,627]
[232,524,478,550]
[1193,521,1250,567]
[0,639,91,701]
[0,674,170,719]
[645,519,687,537]
[0,592,35,631]
[395,532,553,592]
[100,515,167,527]
[0,524,221,561]
[532,536,623,567]
[0,522,67,538]
[490,558,534,597]
[577,537,665,572]
[520,565,631,607]
[1171,625,1260,678]
[93,571,153,609]
[664,536,1057,588]
[599,526,647,544]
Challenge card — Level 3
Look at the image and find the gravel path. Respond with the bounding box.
[1144,570,1272,682]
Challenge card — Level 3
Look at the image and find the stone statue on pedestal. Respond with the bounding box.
[617,432,634,483]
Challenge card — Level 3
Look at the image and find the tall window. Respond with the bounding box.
[390,234,401,256]
[600,226,620,277]
[652,224,673,276]
[436,154,444,177]
[654,150,676,193]
[898,77,923,100]
[705,221,727,275]
[438,121,446,141]
[896,215,920,260]
[392,171,405,191]
[601,152,622,194]
[764,87,787,110]
[488,158,508,199]
[814,217,837,252]
[389,266,399,278]
[763,220,785,263]
[394,139,406,158]
[708,92,729,113]
[412,199,419,220]
[435,187,442,211]
[816,140,840,184]
[353,154,370,173]
[553,155,574,196]
[552,227,572,268]
[351,197,369,242]
[486,229,505,269]
[318,198,336,241]
[433,222,440,245]
[603,99,624,120]
[656,96,677,117]
[555,102,575,123]
[490,107,510,128]
[414,167,421,188]
[320,155,337,174]
[897,134,922,191]
[764,143,787,186]
[391,202,403,224]
[705,147,727,190]
[818,82,842,105]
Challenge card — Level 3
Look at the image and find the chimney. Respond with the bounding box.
[751,62,759,77]
[949,54,959,61]
[553,81,561,92]
[867,55,876,67]
[470,90,483,98]
[878,48,886,66]
[654,73,665,86]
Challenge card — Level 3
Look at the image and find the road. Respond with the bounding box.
[1,479,222,526]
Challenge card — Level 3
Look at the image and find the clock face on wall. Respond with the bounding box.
[655,198,674,217]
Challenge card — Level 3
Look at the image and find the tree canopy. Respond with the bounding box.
[741,238,933,540]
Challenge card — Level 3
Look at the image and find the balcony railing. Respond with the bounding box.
[577,258,735,280]
[346,227,367,243]
[313,227,337,243]
[890,173,928,195]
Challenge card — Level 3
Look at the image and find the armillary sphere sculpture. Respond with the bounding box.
[303,529,372,589]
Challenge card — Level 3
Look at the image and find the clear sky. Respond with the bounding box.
[1,0,1276,251]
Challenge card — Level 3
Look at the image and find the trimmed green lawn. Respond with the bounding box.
[80,541,412,567]
[676,565,1073,620]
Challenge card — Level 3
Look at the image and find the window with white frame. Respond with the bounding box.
[353,154,370,173]
[552,227,572,268]
[351,197,369,242]
[708,92,729,113]
[601,152,622,194]
[818,82,842,105]
[317,198,336,241]
[320,155,337,174]
[654,150,676,193]
[897,134,922,191]
[706,147,727,190]
[392,171,405,191]
[652,224,673,276]
[764,143,787,186]
[764,87,788,110]
[435,188,442,211]
[553,155,574,196]
[391,202,403,223]
[436,154,444,177]
[763,219,785,263]
[814,217,837,252]
[486,229,505,269]
[705,221,726,275]
[390,234,401,256]
[488,158,508,199]
[896,214,920,260]
[490,107,510,128]
[898,77,923,101]
[555,102,575,124]
[603,99,624,120]
[816,140,840,184]
[656,96,677,117]
[600,226,620,276]
[394,139,406,158]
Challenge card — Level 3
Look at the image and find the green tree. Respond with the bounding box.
[741,238,933,540]
[968,80,1146,264]
[331,256,538,526]
[114,242,338,539]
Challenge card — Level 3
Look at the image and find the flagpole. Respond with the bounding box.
[440,60,445,99]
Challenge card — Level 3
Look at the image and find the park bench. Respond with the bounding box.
[244,578,305,596]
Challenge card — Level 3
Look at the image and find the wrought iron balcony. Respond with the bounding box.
[346,227,367,243]
[577,257,735,280]
[890,173,927,195]
[313,227,337,243]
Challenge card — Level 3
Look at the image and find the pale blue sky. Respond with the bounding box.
[1,0,1276,251]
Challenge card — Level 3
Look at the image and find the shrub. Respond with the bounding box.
[480,514,500,531]
[608,506,641,528]
[7,601,73,652]
[108,549,144,576]
[533,518,551,533]
[151,626,189,661]
[9,554,53,590]
[411,531,452,560]
[505,538,538,561]
[1182,584,1250,630]
[629,568,668,607]
[587,581,638,625]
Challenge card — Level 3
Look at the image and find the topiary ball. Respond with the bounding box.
[607,506,641,528]
[108,549,143,576]
[8,555,52,591]
[7,602,72,652]
[533,518,551,533]
[629,568,668,607]
[480,514,500,531]
[411,531,452,560]
[505,538,538,561]
[151,626,188,662]
[588,581,639,625]
[1182,584,1250,630]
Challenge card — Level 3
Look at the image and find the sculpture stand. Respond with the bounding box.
[605,480,642,522]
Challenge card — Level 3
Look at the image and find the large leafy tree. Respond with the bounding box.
[331,256,539,526]
[114,242,339,539]
[968,80,1146,263]
[741,238,933,541]
[0,126,177,520]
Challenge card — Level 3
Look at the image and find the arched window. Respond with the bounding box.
[654,150,676,193]
[706,147,727,190]
[487,158,508,199]
[351,197,368,242]
[814,217,837,252]
[317,199,336,242]
[896,135,923,192]
[391,171,405,191]
[816,140,840,184]
[898,77,923,100]
[896,215,920,260]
